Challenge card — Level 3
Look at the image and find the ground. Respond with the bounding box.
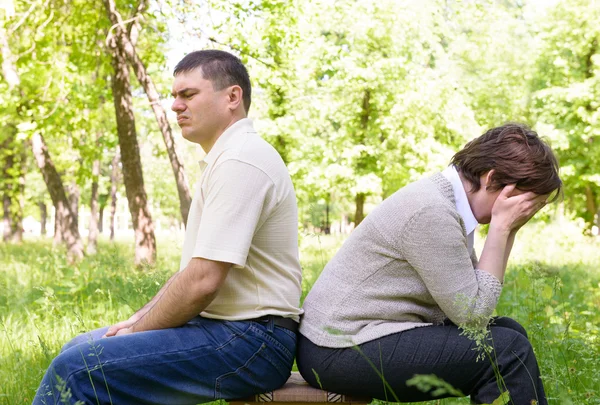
[1,218,599,404]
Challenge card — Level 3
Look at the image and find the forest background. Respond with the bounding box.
[1,0,600,404]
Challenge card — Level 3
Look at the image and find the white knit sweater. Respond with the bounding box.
[299,173,503,348]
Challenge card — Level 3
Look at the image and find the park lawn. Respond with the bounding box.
[1,219,599,405]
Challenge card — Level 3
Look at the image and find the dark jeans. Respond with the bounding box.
[33,316,296,405]
[297,317,546,405]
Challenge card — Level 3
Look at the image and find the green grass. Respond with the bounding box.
[1,219,599,404]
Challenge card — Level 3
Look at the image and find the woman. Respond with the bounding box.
[297,123,561,404]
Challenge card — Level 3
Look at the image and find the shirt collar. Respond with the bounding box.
[199,118,255,169]
[441,165,478,234]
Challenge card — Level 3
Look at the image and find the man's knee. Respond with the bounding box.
[60,326,109,353]
[46,343,107,403]
[60,333,88,353]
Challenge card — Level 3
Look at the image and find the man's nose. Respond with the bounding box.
[171,98,185,112]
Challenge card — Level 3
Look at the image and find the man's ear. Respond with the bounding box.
[484,169,495,190]
[227,85,243,111]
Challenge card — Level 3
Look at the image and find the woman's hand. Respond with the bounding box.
[490,184,547,232]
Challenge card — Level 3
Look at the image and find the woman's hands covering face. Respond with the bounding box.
[491,184,548,232]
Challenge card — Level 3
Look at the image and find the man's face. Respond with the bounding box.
[171,67,229,146]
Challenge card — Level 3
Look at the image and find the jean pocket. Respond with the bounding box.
[215,342,290,400]
[250,324,296,362]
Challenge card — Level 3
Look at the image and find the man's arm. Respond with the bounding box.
[113,258,230,335]
[103,271,183,337]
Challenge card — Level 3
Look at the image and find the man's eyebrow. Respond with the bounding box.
[171,87,199,97]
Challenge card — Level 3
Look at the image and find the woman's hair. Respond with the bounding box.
[451,123,562,201]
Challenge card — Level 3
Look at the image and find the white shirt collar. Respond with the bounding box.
[441,165,478,235]
[199,118,255,170]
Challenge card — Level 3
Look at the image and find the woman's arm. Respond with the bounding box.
[478,185,547,283]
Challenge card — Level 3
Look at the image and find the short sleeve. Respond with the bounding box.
[194,159,276,268]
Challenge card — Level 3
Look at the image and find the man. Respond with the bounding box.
[33,50,303,405]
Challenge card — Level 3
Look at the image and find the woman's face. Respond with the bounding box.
[469,180,501,224]
[466,171,526,224]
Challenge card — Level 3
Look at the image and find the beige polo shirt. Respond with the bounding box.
[180,118,303,322]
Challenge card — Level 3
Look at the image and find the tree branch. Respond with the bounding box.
[8,0,38,34]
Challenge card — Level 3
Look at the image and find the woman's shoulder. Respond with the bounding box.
[381,174,454,213]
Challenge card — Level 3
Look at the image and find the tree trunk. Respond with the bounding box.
[103,0,191,226]
[585,185,597,229]
[98,204,105,234]
[87,157,100,254]
[324,201,330,235]
[1,130,24,243]
[1,27,24,243]
[2,194,16,242]
[67,182,79,230]
[109,150,120,241]
[31,133,84,261]
[39,202,47,236]
[2,175,23,243]
[354,193,366,228]
[53,206,63,244]
[17,166,24,238]
[108,38,156,265]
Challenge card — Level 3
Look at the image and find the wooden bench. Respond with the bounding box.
[230,372,371,405]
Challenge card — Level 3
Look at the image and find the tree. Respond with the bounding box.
[109,150,120,241]
[284,0,476,225]
[197,0,479,230]
[87,134,101,254]
[0,14,25,243]
[31,133,84,260]
[106,21,157,265]
[530,0,600,231]
[103,0,192,226]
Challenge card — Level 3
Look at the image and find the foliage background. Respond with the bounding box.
[1,0,600,404]
[1,0,599,233]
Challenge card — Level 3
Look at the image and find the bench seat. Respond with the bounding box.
[230,372,371,405]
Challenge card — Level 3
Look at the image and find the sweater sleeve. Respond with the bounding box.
[400,204,502,327]
[470,248,479,268]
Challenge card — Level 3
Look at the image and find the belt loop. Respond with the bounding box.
[267,316,275,333]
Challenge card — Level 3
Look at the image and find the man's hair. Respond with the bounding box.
[174,50,251,113]
[451,123,562,201]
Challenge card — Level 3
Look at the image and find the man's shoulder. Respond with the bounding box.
[216,133,287,176]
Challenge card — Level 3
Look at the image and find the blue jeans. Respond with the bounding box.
[33,316,296,405]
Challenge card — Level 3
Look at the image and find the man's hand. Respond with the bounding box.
[491,184,548,232]
[114,327,134,336]
[103,317,138,338]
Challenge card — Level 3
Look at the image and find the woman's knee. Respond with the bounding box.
[490,316,528,339]
[490,326,537,368]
